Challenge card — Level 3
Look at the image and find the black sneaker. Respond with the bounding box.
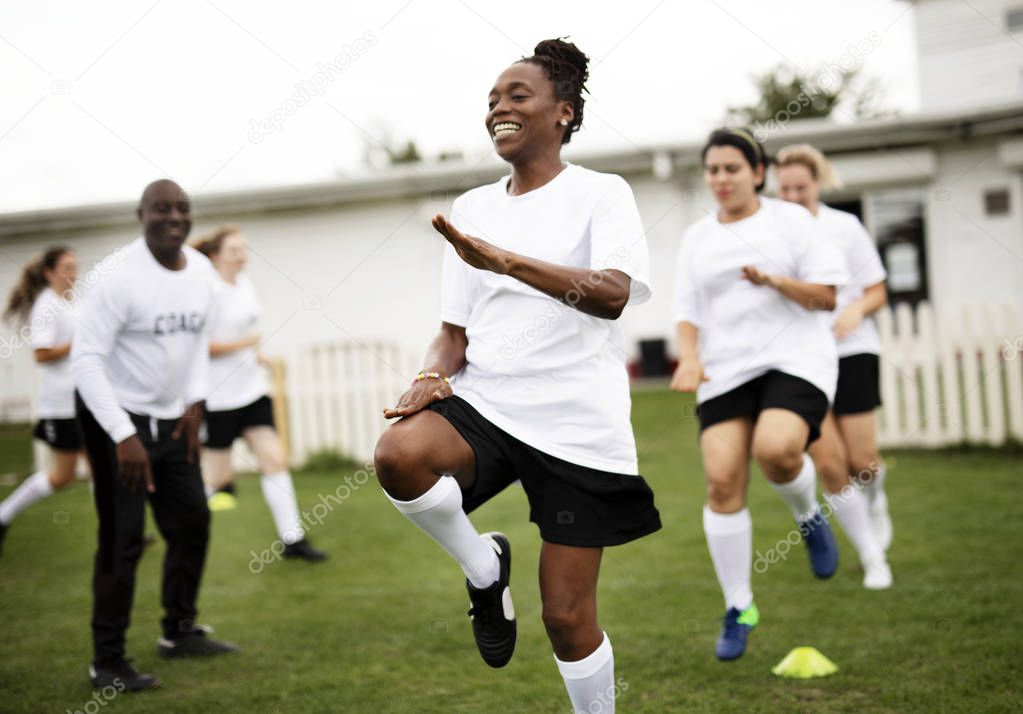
[466,532,516,668]
[88,658,160,692]
[157,627,238,658]
[283,538,327,562]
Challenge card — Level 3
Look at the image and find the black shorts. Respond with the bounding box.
[428,396,661,548]
[33,417,84,451]
[203,396,275,448]
[833,353,882,416]
[697,370,829,446]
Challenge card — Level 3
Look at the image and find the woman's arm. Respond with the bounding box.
[741,266,836,311]
[670,321,708,392]
[835,281,887,339]
[209,334,261,356]
[432,214,631,320]
[383,322,468,419]
[34,342,72,363]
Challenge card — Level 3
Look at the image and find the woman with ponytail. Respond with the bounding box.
[373,38,659,712]
[776,143,893,587]
[0,246,89,554]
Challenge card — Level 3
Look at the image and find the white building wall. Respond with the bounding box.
[916,0,1023,112]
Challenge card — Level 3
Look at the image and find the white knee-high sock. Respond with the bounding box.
[703,506,754,611]
[555,632,615,714]
[386,475,499,588]
[770,454,820,522]
[261,471,305,545]
[863,462,887,507]
[825,487,884,563]
[0,471,54,525]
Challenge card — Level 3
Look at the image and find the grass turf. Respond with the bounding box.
[0,389,1020,712]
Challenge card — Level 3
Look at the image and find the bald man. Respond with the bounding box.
[72,180,237,691]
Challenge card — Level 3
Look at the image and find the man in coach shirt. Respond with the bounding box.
[72,179,237,691]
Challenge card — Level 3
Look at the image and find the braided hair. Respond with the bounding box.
[519,38,589,144]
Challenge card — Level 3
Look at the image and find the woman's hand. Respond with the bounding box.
[383,376,453,420]
[432,214,511,275]
[740,265,778,288]
[834,304,864,340]
[670,360,708,393]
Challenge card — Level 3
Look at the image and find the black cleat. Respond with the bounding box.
[157,627,238,659]
[466,532,516,668]
[283,538,327,562]
[89,659,160,692]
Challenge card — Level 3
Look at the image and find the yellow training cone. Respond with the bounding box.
[771,647,838,679]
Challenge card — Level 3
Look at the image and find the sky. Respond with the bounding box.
[0,0,920,214]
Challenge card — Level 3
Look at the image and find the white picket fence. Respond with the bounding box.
[27,302,1023,472]
[281,340,420,467]
[875,301,1023,448]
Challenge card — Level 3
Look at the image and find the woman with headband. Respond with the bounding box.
[672,128,846,661]
[776,143,892,589]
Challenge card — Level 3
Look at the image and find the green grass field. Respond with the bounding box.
[1,390,1020,713]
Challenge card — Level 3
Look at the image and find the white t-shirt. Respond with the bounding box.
[29,288,77,419]
[673,197,847,404]
[443,163,651,475]
[206,273,269,412]
[816,205,887,358]
[71,237,216,443]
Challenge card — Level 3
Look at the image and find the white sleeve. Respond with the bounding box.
[29,295,58,349]
[70,276,136,443]
[794,211,848,286]
[845,218,887,289]
[672,229,702,326]
[441,198,474,327]
[184,310,211,407]
[589,176,651,305]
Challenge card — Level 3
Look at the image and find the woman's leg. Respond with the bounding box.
[838,410,893,553]
[813,413,887,579]
[752,408,818,521]
[243,426,304,544]
[200,448,234,496]
[540,542,615,713]
[700,418,755,612]
[374,411,498,588]
[0,449,79,529]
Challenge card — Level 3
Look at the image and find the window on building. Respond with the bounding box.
[1008,7,1023,32]
[866,189,929,307]
[983,188,1011,216]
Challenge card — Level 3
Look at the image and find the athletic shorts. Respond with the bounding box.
[428,395,661,548]
[33,417,84,451]
[833,353,882,416]
[203,395,275,449]
[697,370,829,446]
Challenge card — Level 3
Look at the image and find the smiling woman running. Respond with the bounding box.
[373,39,660,713]
[673,129,847,661]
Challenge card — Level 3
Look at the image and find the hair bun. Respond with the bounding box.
[532,38,589,86]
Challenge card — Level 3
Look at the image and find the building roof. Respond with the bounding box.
[2,100,1022,239]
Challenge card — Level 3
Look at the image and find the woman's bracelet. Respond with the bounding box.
[412,371,451,386]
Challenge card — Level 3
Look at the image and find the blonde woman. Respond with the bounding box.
[776,143,892,589]
[0,246,88,554]
[192,226,325,562]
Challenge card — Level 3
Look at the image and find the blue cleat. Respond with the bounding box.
[800,511,839,579]
[715,603,759,661]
